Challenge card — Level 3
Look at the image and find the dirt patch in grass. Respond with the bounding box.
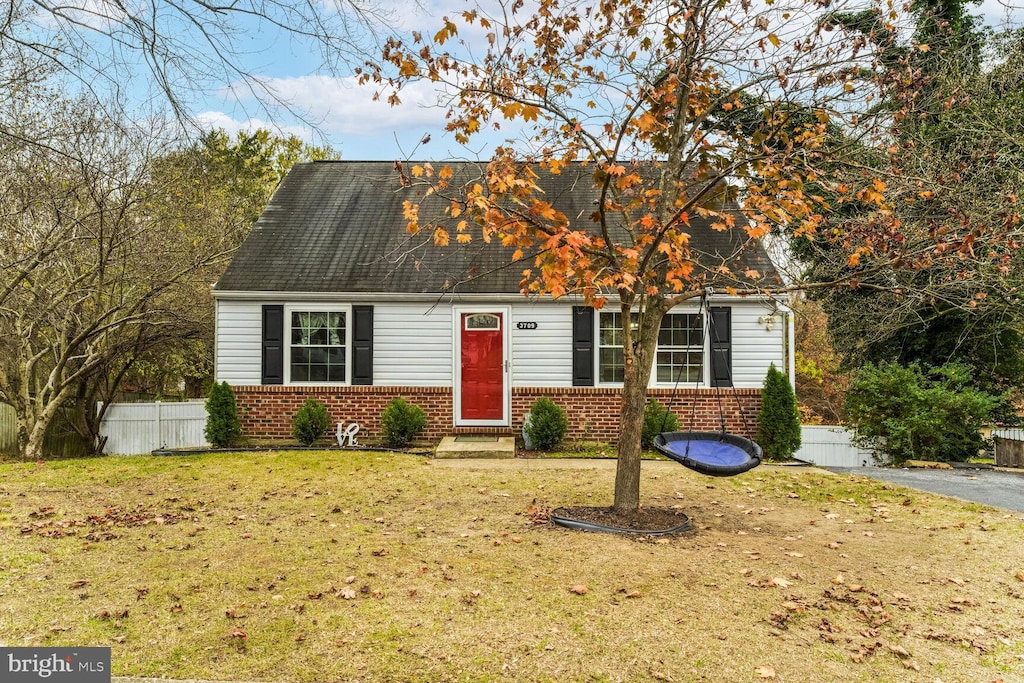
[1,453,1023,682]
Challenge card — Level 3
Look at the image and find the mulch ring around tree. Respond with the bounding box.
[551,505,693,537]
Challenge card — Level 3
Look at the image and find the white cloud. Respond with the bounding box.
[191,111,315,142]
[976,0,1023,29]
[221,74,450,139]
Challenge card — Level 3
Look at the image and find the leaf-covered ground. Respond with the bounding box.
[0,452,1022,682]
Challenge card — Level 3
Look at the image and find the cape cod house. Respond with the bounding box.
[212,161,794,444]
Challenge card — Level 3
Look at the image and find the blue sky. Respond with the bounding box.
[187,0,501,160]
[186,0,1021,160]
[39,0,1018,160]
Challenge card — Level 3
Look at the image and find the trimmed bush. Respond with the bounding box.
[204,381,240,448]
[642,399,678,449]
[380,397,427,448]
[845,361,998,465]
[756,364,802,461]
[292,398,330,446]
[524,397,568,451]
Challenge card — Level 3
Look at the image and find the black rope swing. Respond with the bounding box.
[652,289,763,477]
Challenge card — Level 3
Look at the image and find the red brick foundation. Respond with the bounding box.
[233,385,762,445]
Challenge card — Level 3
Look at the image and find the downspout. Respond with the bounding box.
[786,310,796,390]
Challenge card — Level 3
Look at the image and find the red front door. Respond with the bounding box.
[460,312,504,421]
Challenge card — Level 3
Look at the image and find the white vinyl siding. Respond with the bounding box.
[374,304,452,386]
[215,299,263,385]
[510,304,573,387]
[731,303,785,387]
[214,297,786,390]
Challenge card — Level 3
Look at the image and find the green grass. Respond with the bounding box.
[1,451,1023,682]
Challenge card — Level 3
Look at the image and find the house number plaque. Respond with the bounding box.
[516,322,538,330]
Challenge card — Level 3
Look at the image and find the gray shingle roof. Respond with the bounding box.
[214,160,781,294]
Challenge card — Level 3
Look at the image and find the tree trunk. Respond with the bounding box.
[613,303,664,513]
[613,370,648,512]
[19,417,47,461]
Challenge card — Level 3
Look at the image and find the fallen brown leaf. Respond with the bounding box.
[755,664,776,678]
[569,585,588,595]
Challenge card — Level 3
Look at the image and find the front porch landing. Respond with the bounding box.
[434,435,516,459]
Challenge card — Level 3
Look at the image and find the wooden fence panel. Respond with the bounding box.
[100,401,208,455]
[994,436,1024,468]
[0,403,16,453]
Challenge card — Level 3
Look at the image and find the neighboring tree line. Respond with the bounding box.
[0,46,331,459]
[791,0,1024,463]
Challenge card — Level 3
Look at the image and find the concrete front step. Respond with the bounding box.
[434,435,516,459]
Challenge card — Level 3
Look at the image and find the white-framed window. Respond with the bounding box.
[655,313,703,383]
[598,311,703,384]
[287,307,348,383]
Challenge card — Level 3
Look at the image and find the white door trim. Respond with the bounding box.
[453,305,511,427]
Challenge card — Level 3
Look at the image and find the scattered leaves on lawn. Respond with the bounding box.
[525,501,550,524]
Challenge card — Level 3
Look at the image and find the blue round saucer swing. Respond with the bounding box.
[653,290,763,477]
[549,291,764,535]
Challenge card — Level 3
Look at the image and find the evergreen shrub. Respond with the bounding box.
[524,397,569,451]
[380,397,427,448]
[292,398,330,446]
[642,399,678,449]
[204,381,240,448]
[756,364,802,461]
[845,361,998,465]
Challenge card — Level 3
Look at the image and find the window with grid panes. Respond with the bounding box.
[598,311,703,384]
[289,311,346,382]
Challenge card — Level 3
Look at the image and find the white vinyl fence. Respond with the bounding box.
[99,401,208,455]
[794,425,876,468]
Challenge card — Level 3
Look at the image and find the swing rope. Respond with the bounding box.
[659,290,708,437]
[657,286,753,444]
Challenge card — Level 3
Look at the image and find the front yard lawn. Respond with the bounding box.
[1,451,1022,682]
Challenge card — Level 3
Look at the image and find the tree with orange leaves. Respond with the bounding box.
[369,0,933,513]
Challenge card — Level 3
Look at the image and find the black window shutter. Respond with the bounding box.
[572,306,595,386]
[709,306,732,387]
[261,305,284,385]
[351,305,374,385]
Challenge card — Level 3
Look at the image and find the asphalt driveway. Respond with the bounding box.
[829,466,1024,513]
